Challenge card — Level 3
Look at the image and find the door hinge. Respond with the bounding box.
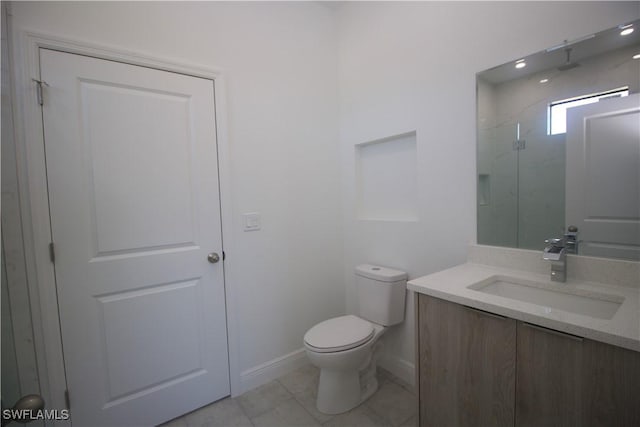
[64,389,70,410]
[32,78,48,106]
[49,242,55,263]
[223,251,226,261]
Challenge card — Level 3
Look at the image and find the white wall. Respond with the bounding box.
[336,1,640,381]
[8,0,344,392]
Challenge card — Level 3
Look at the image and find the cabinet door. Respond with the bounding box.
[583,339,640,427]
[417,295,516,427]
[516,322,584,427]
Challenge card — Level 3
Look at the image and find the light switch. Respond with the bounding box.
[243,212,261,232]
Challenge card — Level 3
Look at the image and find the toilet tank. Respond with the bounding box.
[356,264,407,326]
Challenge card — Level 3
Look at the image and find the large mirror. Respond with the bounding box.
[477,20,640,261]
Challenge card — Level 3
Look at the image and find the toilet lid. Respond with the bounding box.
[304,315,374,353]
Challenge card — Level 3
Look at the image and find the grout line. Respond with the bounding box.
[274,378,295,396]
[232,395,257,426]
[276,373,332,426]
[292,395,325,427]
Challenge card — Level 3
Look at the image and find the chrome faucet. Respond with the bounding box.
[543,238,567,282]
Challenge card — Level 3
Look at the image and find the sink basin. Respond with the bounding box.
[468,276,624,320]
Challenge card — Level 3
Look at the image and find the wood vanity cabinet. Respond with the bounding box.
[581,338,640,426]
[516,322,640,427]
[416,294,516,427]
[416,294,640,427]
[516,321,583,426]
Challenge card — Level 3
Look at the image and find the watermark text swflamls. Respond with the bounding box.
[2,408,70,422]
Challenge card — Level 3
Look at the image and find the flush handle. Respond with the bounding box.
[207,252,220,264]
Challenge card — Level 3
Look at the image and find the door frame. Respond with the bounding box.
[9,28,240,419]
[2,3,42,405]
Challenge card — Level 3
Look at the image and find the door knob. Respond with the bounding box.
[207,252,220,264]
[2,394,45,425]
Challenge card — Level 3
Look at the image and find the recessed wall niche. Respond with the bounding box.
[478,174,491,206]
[355,131,418,221]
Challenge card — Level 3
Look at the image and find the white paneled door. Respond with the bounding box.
[40,49,229,425]
[566,93,640,260]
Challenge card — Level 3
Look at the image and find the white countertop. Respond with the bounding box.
[407,262,640,352]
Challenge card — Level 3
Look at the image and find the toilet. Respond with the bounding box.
[303,264,407,414]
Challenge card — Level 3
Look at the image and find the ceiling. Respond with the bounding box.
[479,19,640,84]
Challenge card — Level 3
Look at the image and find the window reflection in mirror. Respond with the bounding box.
[548,87,629,135]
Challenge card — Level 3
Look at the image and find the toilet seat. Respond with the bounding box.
[304,315,374,353]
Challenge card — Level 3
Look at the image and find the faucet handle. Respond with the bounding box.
[564,226,579,254]
[545,238,563,246]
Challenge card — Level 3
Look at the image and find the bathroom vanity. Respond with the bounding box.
[408,247,640,427]
[448,17,640,427]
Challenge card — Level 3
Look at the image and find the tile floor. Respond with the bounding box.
[160,365,416,427]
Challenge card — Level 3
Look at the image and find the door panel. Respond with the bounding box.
[40,49,229,426]
[566,93,640,260]
[98,280,203,400]
[82,81,197,256]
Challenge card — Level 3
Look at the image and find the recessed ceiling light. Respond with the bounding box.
[540,78,549,83]
[515,60,526,69]
[633,53,640,60]
[621,27,634,36]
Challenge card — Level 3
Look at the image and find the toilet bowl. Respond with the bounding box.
[304,315,385,414]
[304,265,407,415]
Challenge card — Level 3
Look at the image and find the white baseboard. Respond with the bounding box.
[378,354,415,387]
[237,348,309,396]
